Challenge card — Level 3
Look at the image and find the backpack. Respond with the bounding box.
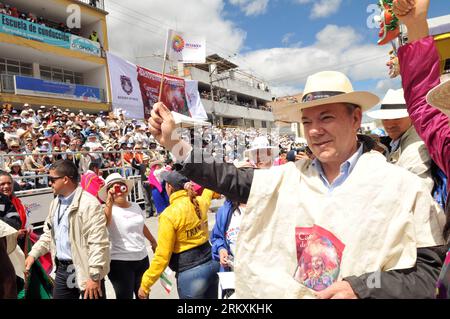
[431,161,448,210]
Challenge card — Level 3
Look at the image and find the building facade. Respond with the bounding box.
[181,54,274,128]
[0,0,110,112]
[428,14,450,76]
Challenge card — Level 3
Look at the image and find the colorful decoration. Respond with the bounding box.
[377,0,400,46]
[386,49,400,78]
[171,34,185,52]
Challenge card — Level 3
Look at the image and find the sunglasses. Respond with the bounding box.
[48,176,64,183]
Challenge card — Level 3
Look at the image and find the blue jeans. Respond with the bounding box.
[176,260,219,299]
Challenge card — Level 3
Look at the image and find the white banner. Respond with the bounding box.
[107,52,145,119]
[18,190,54,225]
[107,53,208,122]
[185,80,208,120]
[70,34,101,56]
[167,29,206,63]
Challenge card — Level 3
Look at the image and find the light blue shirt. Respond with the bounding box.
[390,139,401,153]
[53,189,76,260]
[312,144,363,192]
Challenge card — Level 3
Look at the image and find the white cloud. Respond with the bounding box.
[235,24,392,95]
[105,0,246,68]
[311,0,342,18]
[295,0,343,19]
[315,25,361,51]
[281,32,295,45]
[270,85,302,97]
[229,0,269,16]
[374,78,402,97]
[362,77,402,122]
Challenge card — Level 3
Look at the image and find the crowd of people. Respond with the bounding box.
[0,105,163,189]
[0,0,449,301]
[0,102,304,193]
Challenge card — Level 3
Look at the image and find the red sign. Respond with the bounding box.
[136,66,190,119]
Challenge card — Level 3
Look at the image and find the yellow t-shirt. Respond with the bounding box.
[140,189,217,293]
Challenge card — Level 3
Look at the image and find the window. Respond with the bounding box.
[20,62,32,76]
[245,119,254,127]
[52,72,63,82]
[6,59,19,66]
[7,65,20,75]
[0,58,33,76]
[20,62,32,69]
[20,67,33,76]
[40,70,52,81]
[74,73,83,84]
[40,65,83,84]
[63,72,74,83]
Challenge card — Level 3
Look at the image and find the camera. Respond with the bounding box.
[113,184,128,194]
[295,146,306,154]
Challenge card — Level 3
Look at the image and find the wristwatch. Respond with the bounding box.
[90,273,100,281]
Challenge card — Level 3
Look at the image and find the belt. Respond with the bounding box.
[56,259,73,267]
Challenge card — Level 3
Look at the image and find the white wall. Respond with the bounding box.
[202,99,274,122]
[84,65,108,102]
[188,67,273,101]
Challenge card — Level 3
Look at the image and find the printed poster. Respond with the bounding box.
[294,225,345,291]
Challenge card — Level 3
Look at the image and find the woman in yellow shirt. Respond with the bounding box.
[138,171,220,299]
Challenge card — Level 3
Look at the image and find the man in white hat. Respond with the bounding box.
[133,124,149,147]
[367,89,433,191]
[148,68,445,299]
[106,112,120,131]
[97,123,110,142]
[244,136,277,169]
[393,0,450,298]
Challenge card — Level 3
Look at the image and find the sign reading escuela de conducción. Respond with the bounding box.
[0,13,100,56]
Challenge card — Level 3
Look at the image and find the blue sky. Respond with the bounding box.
[225,0,448,51]
[219,0,449,96]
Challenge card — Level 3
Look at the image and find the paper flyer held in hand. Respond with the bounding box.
[294,225,345,291]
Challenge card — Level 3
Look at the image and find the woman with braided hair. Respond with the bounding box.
[138,170,220,299]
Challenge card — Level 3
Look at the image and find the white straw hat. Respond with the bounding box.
[366,89,408,120]
[426,74,450,116]
[276,71,380,122]
[244,136,278,160]
[98,173,134,202]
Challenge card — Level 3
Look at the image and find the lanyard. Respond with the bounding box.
[57,200,70,226]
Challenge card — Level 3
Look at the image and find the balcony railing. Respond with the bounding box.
[76,0,106,11]
[0,74,107,102]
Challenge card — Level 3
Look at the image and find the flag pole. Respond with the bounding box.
[159,29,170,102]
